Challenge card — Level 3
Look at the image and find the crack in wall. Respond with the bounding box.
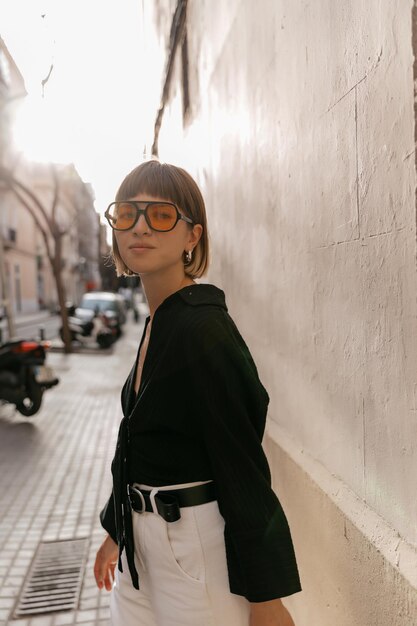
[403,148,415,161]
[354,85,361,240]
[326,47,383,114]
[326,74,367,113]
[412,2,417,277]
[314,226,407,249]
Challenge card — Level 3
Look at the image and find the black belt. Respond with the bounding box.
[127,481,216,523]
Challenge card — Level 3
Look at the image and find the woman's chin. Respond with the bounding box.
[122,256,154,275]
[122,255,183,278]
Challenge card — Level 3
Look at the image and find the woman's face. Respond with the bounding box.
[114,193,202,277]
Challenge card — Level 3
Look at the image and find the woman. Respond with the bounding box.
[94,160,301,626]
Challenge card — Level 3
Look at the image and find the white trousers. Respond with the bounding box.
[110,481,250,626]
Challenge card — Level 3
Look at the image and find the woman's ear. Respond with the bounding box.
[188,224,203,249]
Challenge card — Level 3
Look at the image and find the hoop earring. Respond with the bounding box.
[185,250,192,264]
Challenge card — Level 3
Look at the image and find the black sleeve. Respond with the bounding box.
[188,310,301,602]
[99,490,118,544]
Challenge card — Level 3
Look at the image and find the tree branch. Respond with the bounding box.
[0,165,54,235]
[50,163,60,228]
[8,181,54,265]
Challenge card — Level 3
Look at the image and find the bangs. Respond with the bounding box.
[115,160,201,222]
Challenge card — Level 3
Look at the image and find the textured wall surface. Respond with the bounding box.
[152,0,417,620]
[264,422,417,626]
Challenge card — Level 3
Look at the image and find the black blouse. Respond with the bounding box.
[99,283,301,602]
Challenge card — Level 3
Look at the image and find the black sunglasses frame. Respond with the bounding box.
[105,201,194,232]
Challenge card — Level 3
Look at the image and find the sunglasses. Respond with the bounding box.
[105,201,194,232]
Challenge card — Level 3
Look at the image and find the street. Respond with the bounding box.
[0,312,144,626]
[15,318,61,343]
[0,314,61,345]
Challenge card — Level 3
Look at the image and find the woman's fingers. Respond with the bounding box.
[94,535,119,591]
[102,560,118,591]
[93,549,107,589]
[93,552,104,589]
[103,566,114,591]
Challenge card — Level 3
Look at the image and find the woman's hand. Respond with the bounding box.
[94,534,119,591]
[250,599,296,626]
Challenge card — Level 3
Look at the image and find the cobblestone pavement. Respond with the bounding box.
[0,315,144,626]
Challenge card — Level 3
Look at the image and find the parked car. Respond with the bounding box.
[76,292,127,338]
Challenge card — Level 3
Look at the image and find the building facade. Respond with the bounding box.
[0,37,40,318]
[0,37,102,321]
[142,1,417,624]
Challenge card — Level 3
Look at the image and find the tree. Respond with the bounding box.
[0,162,79,353]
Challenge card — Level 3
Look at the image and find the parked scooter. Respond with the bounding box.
[59,304,94,343]
[0,339,59,416]
[91,311,116,349]
[59,305,116,349]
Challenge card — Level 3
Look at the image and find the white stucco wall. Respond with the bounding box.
[149,0,417,621]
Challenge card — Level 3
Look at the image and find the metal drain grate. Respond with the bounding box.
[14,538,89,617]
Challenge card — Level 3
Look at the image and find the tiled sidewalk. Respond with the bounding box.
[0,316,143,626]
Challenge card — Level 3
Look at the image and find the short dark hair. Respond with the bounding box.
[111,159,209,279]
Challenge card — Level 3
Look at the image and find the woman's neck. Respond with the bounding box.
[140,267,195,319]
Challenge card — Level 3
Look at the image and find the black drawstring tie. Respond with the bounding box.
[114,416,140,589]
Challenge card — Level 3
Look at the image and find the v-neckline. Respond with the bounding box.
[131,316,152,403]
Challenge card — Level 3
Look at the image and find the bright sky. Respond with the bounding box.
[0,0,161,221]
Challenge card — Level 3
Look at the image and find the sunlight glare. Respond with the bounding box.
[0,0,183,217]
[13,93,77,164]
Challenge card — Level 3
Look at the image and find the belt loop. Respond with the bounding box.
[149,487,159,514]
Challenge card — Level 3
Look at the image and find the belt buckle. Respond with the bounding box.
[129,485,146,514]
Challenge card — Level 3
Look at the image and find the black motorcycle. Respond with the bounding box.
[0,339,59,416]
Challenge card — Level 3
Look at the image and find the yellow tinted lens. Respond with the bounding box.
[111,203,136,229]
[147,203,177,230]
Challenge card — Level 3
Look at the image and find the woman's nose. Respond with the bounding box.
[132,212,150,235]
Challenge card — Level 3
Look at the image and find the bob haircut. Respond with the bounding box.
[111,160,210,279]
